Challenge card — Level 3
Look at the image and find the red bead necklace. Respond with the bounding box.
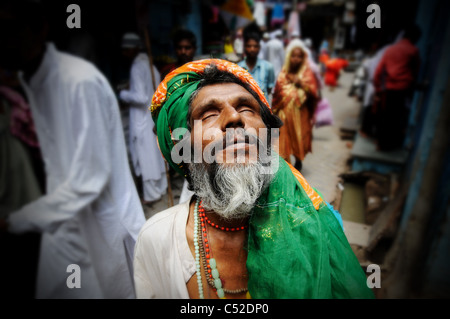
[197,201,249,296]
[198,202,248,232]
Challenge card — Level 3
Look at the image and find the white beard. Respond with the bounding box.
[188,155,275,220]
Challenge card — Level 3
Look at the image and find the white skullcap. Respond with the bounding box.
[274,30,283,38]
[121,33,142,48]
[304,38,312,48]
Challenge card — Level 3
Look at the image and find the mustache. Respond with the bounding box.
[208,128,261,153]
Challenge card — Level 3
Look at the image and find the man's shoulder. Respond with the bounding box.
[258,59,274,70]
[137,201,189,242]
[50,46,107,87]
[237,60,247,68]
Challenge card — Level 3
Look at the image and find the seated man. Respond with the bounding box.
[133,59,374,299]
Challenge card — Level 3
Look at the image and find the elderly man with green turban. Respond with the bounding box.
[133,59,374,299]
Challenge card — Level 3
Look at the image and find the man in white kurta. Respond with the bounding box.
[119,35,167,203]
[266,30,286,79]
[4,42,146,298]
[134,197,194,298]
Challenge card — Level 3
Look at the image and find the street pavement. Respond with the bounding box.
[302,71,360,205]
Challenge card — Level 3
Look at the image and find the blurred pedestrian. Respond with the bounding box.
[266,29,285,79]
[223,35,234,54]
[319,48,330,75]
[373,24,421,151]
[288,39,332,129]
[119,33,167,205]
[360,43,390,138]
[272,42,320,170]
[304,38,318,63]
[233,29,244,60]
[160,29,197,80]
[0,83,42,299]
[258,32,270,60]
[0,0,145,298]
[324,57,348,89]
[238,32,275,99]
[289,30,300,44]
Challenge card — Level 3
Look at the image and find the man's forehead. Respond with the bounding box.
[177,40,194,47]
[192,82,258,107]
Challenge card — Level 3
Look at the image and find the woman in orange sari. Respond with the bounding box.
[272,42,319,170]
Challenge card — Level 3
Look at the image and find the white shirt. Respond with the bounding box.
[363,45,389,107]
[266,38,285,78]
[134,196,195,298]
[120,53,166,182]
[9,43,146,298]
[234,37,244,55]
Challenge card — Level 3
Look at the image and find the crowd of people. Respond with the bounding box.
[0,0,406,300]
[349,24,422,152]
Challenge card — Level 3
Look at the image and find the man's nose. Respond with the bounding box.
[220,106,244,131]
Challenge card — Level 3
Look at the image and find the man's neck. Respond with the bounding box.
[245,57,257,71]
[203,210,249,231]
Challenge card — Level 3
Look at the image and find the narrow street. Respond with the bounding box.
[302,70,359,205]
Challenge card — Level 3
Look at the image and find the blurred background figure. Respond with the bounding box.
[272,41,320,171]
[359,42,391,138]
[319,47,330,76]
[223,34,234,54]
[289,38,331,129]
[223,33,240,62]
[0,0,145,298]
[303,38,317,63]
[233,28,244,60]
[266,29,285,80]
[119,32,167,205]
[324,55,348,90]
[373,24,422,151]
[289,30,300,44]
[0,76,42,299]
[258,31,270,60]
[160,29,197,79]
[348,59,367,101]
[238,31,275,99]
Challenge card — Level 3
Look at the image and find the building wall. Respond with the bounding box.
[396,0,450,297]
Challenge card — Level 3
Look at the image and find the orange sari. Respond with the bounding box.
[272,64,319,163]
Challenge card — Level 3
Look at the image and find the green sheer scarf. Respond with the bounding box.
[247,157,374,299]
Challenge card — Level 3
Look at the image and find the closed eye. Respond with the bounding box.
[201,110,219,121]
[237,105,256,114]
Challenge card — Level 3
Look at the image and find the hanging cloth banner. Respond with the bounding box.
[287,9,300,39]
[253,1,266,28]
[271,3,285,27]
[220,0,254,31]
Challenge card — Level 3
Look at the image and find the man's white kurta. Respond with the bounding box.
[134,197,195,298]
[266,38,285,79]
[8,43,146,298]
[120,53,167,201]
